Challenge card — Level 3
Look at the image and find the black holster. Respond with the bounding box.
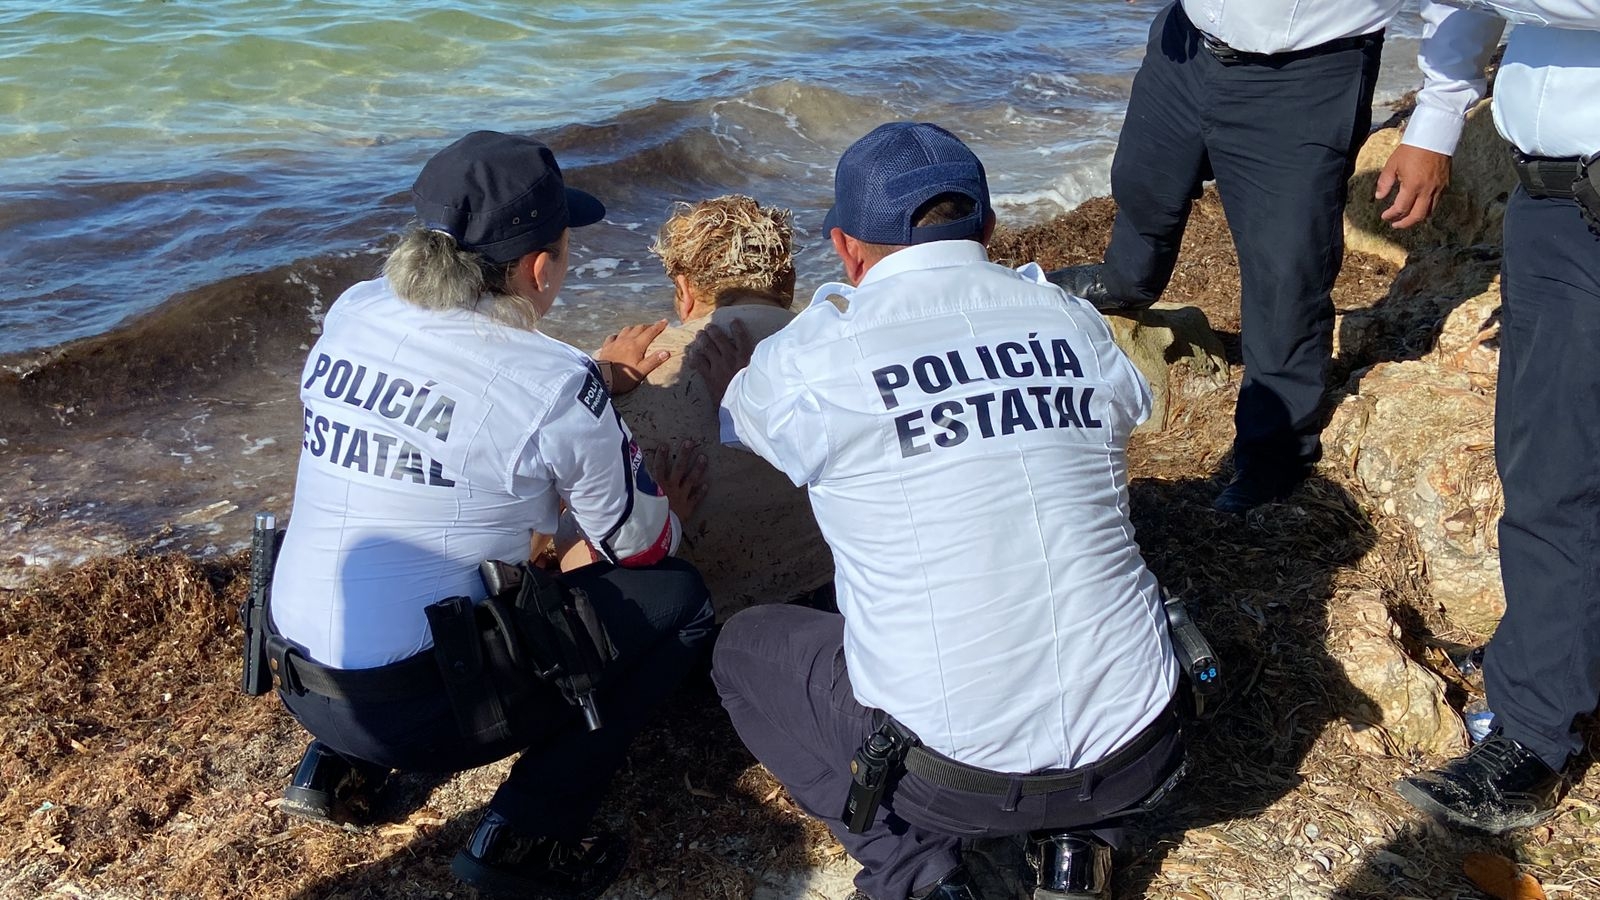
[425,595,515,743]
[1575,156,1600,235]
[842,715,920,834]
[491,559,614,731]
[424,560,616,739]
[1513,151,1600,235]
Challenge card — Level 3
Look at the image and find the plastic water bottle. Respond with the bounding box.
[1463,698,1496,744]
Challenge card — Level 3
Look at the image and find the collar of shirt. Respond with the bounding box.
[807,239,1049,310]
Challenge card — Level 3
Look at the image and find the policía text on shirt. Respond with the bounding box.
[869,333,1107,459]
[299,353,458,487]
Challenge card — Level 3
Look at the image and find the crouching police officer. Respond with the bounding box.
[690,123,1191,900]
[248,130,715,898]
[1396,0,1600,835]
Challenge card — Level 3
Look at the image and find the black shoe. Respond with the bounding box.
[451,810,628,899]
[281,740,389,823]
[1396,731,1563,835]
[1027,831,1112,899]
[1211,466,1307,514]
[1044,264,1151,314]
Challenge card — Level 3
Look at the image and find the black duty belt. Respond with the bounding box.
[265,632,442,703]
[904,695,1181,798]
[1199,29,1380,65]
[1513,152,1584,200]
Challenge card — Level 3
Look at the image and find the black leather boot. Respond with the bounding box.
[451,810,628,899]
[1211,464,1309,514]
[1044,264,1150,313]
[1396,731,1563,835]
[1027,831,1112,899]
[281,740,388,822]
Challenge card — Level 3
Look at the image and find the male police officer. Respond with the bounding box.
[1051,1,1504,512]
[691,123,1183,900]
[1395,0,1600,834]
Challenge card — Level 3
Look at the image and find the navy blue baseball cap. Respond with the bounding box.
[821,122,990,245]
[412,130,605,264]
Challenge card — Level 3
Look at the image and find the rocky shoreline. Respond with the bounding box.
[4,104,1598,899]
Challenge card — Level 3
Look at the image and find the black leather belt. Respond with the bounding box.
[1513,152,1585,200]
[903,696,1180,797]
[266,632,441,703]
[1199,28,1380,65]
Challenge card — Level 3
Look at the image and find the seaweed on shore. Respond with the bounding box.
[4,192,1597,900]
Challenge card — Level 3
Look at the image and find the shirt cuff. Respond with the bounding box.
[1401,104,1468,156]
[718,406,747,449]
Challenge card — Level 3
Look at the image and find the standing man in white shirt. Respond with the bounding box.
[1396,0,1600,834]
[1050,1,1503,512]
[691,122,1183,900]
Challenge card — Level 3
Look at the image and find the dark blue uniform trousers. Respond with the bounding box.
[1102,2,1382,471]
[1484,188,1600,772]
[713,604,1183,900]
[281,557,715,839]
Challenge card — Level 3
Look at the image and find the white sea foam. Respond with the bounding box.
[574,258,624,279]
[240,436,277,456]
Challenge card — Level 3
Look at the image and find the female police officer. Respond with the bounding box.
[265,130,714,897]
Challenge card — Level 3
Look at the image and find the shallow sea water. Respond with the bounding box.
[0,1,1427,576]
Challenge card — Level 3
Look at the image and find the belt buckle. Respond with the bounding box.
[1203,34,1242,63]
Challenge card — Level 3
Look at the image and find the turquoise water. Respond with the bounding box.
[0,1,1118,172]
[0,1,1424,358]
[0,0,1155,356]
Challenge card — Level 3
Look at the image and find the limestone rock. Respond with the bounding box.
[1333,590,1468,758]
[1432,280,1502,392]
[1104,303,1229,433]
[1327,354,1505,635]
[1344,101,1514,267]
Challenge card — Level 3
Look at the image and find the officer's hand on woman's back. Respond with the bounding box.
[651,440,710,522]
[687,319,756,405]
[597,320,673,394]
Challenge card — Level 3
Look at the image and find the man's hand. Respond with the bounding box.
[652,440,709,522]
[687,319,756,405]
[596,320,672,395]
[1376,144,1452,229]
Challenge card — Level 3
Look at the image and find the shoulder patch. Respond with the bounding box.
[576,369,610,418]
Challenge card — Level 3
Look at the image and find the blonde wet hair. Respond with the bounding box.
[649,195,794,305]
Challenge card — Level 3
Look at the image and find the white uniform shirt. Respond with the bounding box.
[1179,1,1509,156]
[721,241,1179,773]
[1438,0,1600,158]
[271,278,678,669]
